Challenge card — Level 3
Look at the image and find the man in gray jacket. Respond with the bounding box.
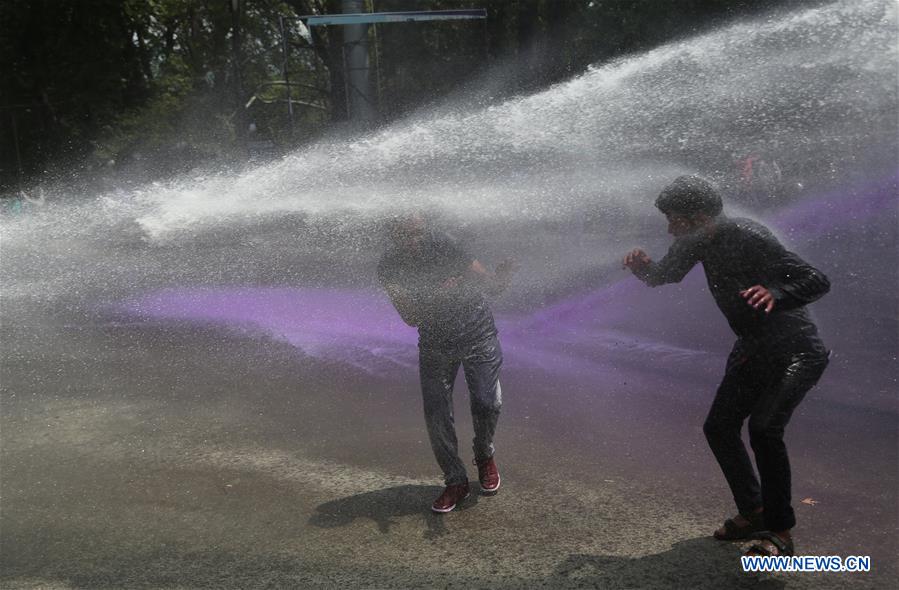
[379,213,514,513]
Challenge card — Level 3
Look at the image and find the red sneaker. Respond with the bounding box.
[475,457,501,494]
[431,482,470,513]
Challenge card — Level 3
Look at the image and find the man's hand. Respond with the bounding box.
[491,258,517,294]
[467,259,516,295]
[495,258,517,282]
[440,275,463,290]
[740,285,775,314]
[623,248,652,272]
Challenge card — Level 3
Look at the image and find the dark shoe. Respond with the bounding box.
[431,482,470,513]
[714,511,765,540]
[475,457,501,494]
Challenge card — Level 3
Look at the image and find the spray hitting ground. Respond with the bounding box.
[2,1,897,588]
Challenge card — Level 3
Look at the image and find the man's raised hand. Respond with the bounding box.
[623,248,651,272]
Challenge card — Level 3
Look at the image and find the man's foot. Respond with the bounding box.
[744,531,794,557]
[714,510,764,540]
[431,482,470,513]
[475,457,501,494]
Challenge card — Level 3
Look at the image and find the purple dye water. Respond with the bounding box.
[118,177,897,412]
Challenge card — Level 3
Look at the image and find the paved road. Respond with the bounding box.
[2,319,894,589]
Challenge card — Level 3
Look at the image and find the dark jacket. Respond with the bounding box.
[633,217,829,348]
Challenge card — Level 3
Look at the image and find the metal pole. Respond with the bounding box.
[482,11,490,64]
[341,44,351,119]
[11,113,24,192]
[279,16,295,131]
[371,2,382,115]
[299,8,486,123]
[231,0,245,143]
[342,0,374,123]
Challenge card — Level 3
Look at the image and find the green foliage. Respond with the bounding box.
[0,0,779,191]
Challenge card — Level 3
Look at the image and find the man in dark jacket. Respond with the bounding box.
[623,176,830,557]
[379,213,514,513]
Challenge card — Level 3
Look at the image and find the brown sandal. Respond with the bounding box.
[745,532,794,557]
[713,512,765,540]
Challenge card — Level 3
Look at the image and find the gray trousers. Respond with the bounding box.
[419,333,503,485]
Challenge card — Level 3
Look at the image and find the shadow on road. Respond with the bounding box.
[309,484,482,538]
[549,537,786,589]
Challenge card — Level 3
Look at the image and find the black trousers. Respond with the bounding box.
[703,337,829,531]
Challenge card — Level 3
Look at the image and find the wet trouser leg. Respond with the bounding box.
[462,334,503,462]
[748,350,829,531]
[420,333,503,485]
[704,341,829,530]
[704,347,763,516]
[420,345,467,485]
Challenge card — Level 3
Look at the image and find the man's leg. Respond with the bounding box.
[462,333,503,463]
[420,346,468,485]
[703,346,764,517]
[748,349,829,533]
